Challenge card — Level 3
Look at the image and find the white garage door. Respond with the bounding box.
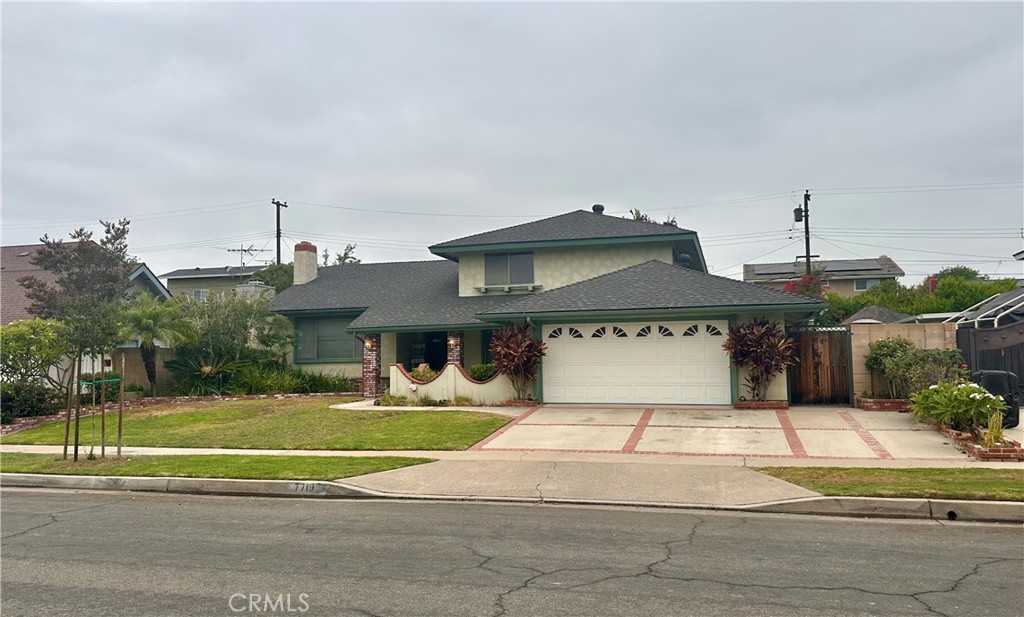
[542,321,731,405]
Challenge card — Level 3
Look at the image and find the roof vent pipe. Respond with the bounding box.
[592,204,605,215]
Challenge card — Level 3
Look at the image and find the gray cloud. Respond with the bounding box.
[3,2,1022,281]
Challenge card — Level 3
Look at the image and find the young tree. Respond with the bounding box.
[488,323,547,401]
[18,220,134,459]
[122,294,191,395]
[722,318,796,402]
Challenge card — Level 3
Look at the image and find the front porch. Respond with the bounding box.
[361,328,496,398]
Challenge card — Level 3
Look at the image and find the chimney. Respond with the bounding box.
[592,204,605,215]
[293,241,318,285]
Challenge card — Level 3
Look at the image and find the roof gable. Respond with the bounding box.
[482,260,822,317]
[430,210,694,253]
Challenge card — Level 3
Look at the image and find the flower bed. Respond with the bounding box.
[857,398,909,412]
[734,400,789,410]
[937,426,1024,461]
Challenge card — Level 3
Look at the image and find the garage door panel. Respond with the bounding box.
[543,321,732,405]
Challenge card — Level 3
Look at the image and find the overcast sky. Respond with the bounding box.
[3,2,1022,283]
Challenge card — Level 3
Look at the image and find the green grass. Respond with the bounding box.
[1,396,511,451]
[757,467,1024,501]
[0,452,433,480]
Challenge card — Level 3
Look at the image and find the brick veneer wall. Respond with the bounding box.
[361,334,381,398]
[447,331,464,365]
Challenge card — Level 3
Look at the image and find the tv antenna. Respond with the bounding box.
[227,244,271,268]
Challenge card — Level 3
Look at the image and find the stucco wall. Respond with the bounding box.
[851,322,957,397]
[167,277,251,299]
[758,279,894,298]
[458,243,675,297]
[293,362,362,379]
[734,312,790,402]
[389,363,515,404]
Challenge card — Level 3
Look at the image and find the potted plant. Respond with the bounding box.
[722,318,796,409]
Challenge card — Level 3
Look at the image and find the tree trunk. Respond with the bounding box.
[140,344,157,395]
[73,353,83,462]
[100,354,106,459]
[62,356,77,460]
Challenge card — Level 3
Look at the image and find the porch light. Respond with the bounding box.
[364,338,373,349]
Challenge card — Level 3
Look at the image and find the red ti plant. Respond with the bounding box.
[722,318,797,401]
[488,323,547,401]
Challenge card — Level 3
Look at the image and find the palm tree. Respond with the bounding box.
[122,294,191,395]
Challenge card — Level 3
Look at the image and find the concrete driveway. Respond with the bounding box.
[472,405,971,461]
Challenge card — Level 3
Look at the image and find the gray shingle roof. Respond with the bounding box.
[160,265,265,279]
[430,209,693,252]
[743,256,904,283]
[842,305,912,325]
[270,260,511,330]
[481,260,822,316]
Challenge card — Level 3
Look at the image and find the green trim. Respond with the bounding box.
[278,309,366,318]
[348,322,499,334]
[478,304,824,323]
[431,233,699,257]
[294,358,362,365]
[532,319,543,403]
[691,238,709,273]
[728,315,739,404]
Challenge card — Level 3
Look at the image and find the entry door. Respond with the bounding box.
[541,321,731,404]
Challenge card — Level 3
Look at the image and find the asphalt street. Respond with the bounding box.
[1,488,1022,617]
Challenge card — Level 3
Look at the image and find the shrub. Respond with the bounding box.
[467,364,499,382]
[910,380,1007,439]
[409,366,438,382]
[230,364,297,395]
[125,383,147,393]
[165,352,238,396]
[490,323,546,400]
[1,382,64,424]
[289,369,357,393]
[865,338,965,399]
[983,411,1006,448]
[452,395,474,406]
[722,318,796,401]
[416,395,444,407]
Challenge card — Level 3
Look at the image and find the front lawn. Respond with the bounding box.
[1,396,511,451]
[0,452,432,480]
[758,467,1024,502]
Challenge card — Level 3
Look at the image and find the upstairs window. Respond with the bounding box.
[192,289,209,301]
[854,278,881,291]
[484,252,534,286]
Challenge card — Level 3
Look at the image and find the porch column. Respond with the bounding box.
[446,331,464,365]
[361,333,381,398]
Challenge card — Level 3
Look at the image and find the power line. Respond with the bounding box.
[813,235,1009,260]
[810,180,1022,192]
[1,199,269,230]
[292,200,548,219]
[710,240,802,276]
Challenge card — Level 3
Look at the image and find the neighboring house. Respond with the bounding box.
[1,243,170,325]
[842,305,911,325]
[160,265,265,300]
[271,206,823,405]
[743,256,904,297]
[1,242,174,392]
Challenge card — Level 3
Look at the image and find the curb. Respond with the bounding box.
[3,473,1022,523]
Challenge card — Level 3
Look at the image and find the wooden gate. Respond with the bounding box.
[787,326,853,405]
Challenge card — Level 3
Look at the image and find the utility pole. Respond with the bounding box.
[793,190,816,275]
[272,198,288,264]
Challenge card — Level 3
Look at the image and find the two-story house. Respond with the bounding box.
[743,256,905,297]
[160,265,266,300]
[270,206,823,405]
